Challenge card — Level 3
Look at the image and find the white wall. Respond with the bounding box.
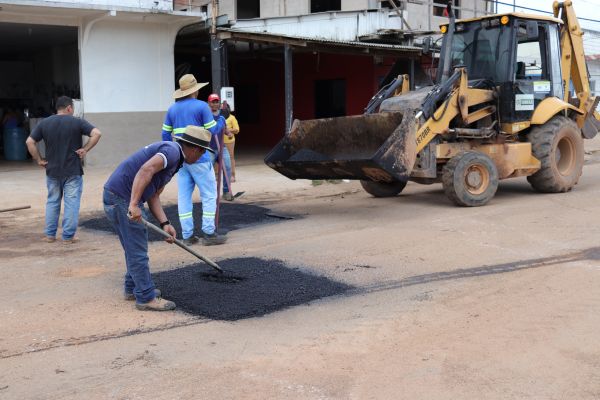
[589,60,600,96]
[284,0,310,16]
[342,0,369,12]
[259,0,309,18]
[220,1,236,20]
[32,0,173,11]
[80,19,177,113]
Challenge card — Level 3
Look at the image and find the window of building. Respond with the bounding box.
[380,1,402,10]
[237,0,260,19]
[315,79,346,118]
[311,0,341,13]
[433,0,460,18]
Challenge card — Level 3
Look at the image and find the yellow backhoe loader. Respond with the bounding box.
[265,0,600,206]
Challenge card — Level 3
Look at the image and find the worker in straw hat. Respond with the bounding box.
[103,126,214,311]
[161,74,228,246]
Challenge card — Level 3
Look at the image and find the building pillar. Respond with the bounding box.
[284,44,293,133]
[410,58,415,90]
[211,37,228,94]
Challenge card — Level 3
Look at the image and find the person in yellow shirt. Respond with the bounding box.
[223,103,239,182]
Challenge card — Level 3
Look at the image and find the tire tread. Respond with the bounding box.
[527,116,583,193]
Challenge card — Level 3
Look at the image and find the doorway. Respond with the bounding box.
[0,22,79,162]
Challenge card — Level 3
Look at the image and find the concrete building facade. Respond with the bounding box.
[218,0,486,30]
[0,0,202,165]
[0,0,489,165]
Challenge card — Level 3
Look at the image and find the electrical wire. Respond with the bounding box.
[494,0,600,24]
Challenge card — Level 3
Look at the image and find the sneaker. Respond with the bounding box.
[222,192,234,201]
[42,236,56,243]
[182,236,200,246]
[202,231,227,246]
[124,288,161,301]
[135,297,176,311]
[62,237,79,244]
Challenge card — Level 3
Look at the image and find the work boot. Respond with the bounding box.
[222,192,234,201]
[42,236,56,243]
[202,231,227,246]
[62,237,79,244]
[182,236,200,246]
[124,288,161,301]
[135,297,176,311]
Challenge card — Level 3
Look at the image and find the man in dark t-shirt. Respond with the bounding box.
[103,126,214,311]
[26,96,102,243]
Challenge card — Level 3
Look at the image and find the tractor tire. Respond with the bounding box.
[360,180,407,198]
[442,151,499,207]
[527,116,584,193]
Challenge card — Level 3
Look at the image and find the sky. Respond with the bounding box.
[495,0,600,55]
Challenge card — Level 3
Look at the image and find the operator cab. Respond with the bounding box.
[438,14,564,124]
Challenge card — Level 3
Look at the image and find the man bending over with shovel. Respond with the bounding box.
[103,126,213,311]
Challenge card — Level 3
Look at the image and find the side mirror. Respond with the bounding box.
[526,21,539,40]
[422,37,432,54]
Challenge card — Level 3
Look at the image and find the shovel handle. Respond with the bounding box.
[140,218,223,273]
[0,205,31,213]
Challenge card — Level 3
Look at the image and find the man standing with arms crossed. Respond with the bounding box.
[26,96,102,243]
[162,74,227,246]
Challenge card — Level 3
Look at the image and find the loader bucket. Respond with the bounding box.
[264,112,418,182]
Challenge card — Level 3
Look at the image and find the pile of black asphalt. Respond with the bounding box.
[81,202,293,241]
[152,257,353,321]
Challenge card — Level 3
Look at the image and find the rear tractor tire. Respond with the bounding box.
[360,180,407,198]
[527,116,584,193]
[442,151,499,207]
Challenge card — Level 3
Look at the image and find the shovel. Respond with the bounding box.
[140,217,223,273]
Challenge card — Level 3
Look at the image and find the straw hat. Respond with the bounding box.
[176,125,215,153]
[173,74,209,99]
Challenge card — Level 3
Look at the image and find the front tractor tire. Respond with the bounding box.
[527,116,584,193]
[442,151,499,207]
[360,180,407,198]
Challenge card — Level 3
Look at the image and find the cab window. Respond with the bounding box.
[515,23,549,80]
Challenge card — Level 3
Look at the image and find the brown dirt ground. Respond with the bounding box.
[1,147,600,399]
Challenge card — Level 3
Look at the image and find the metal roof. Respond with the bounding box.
[228,9,404,43]
[450,12,563,26]
[218,28,422,55]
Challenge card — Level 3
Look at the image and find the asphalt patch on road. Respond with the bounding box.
[81,203,294,241]
[152,257,352,321]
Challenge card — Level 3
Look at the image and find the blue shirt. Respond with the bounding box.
[104,142,184,203]
[161,98,225,163]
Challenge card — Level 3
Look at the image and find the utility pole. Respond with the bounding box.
[210,0,223,93]
[210,0,217,36]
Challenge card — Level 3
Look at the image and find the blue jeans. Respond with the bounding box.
[103,189,156,304]
[45,175,83,240]
[215,147,232,194]
[177,161,217,239]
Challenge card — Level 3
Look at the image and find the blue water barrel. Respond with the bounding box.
[3,127,29,161]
